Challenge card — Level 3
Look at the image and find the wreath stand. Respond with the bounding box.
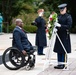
[43,25,69,70]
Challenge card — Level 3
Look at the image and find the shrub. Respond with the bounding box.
[9,24,15,33]
[3,24,37,33]
[23,25,37,33]
[16,12,37,26]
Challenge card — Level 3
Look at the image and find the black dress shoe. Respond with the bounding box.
[38,53,45,55]
[54,65,64,69]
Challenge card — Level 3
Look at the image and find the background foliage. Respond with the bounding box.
[0,0,76,33]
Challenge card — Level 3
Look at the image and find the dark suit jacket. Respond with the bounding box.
[13,26,33,51]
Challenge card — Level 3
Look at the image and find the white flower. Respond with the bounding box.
[49,15,52,18]
[48,23,51,28]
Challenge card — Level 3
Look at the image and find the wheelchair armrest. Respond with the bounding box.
[26,49,35,54]
[32,46,37,51]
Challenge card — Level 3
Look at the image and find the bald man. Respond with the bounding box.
[13,19,33,55]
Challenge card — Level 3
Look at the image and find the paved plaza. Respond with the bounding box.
[0,33,76,75]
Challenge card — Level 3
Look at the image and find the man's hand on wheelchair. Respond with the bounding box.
[22,50,27,55]
[54,22,61,27]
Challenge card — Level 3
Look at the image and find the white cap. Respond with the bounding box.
[58,3,67,9]
[15,19,22,22]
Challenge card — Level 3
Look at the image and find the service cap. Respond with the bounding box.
[58,3,67,10]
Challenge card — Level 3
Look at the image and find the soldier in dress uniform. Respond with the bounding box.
[54,3,72,69]
[32,9,47,55]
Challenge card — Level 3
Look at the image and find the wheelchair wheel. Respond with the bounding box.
[2,47,25,70]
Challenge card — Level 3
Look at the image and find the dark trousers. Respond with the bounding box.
[57,53,67,65]
[37,46,43,54]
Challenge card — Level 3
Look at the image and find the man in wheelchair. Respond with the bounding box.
[13,18,34,55]
[12,18,35,69]
[2,18,35,70]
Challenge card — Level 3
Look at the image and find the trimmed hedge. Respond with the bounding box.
[23,25,37,33]
[3,24,76,33]
[3,24,37,33]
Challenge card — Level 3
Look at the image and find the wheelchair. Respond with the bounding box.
[2,47,36,70]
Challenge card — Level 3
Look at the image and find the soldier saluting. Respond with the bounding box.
[54,3,72,69]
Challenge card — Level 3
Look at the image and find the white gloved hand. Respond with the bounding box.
[54,22,61,27]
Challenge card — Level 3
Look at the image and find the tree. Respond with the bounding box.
[0,0,76,33]
[0,0,35,25]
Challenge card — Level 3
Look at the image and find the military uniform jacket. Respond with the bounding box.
[35,16,47,47]
[53,13,72,54]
